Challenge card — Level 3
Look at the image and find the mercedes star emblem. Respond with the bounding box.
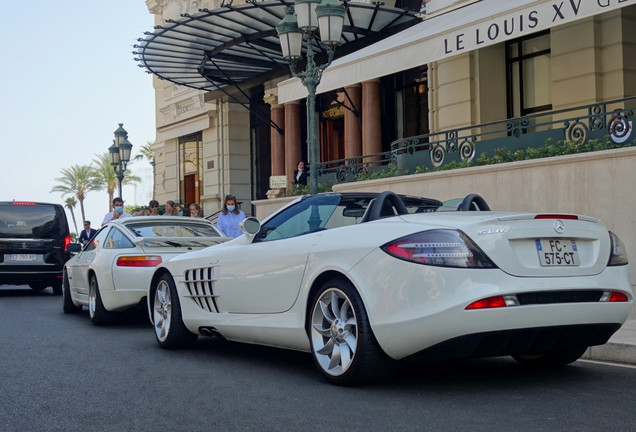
[554,220,565,234]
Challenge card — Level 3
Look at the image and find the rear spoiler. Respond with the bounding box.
[131,236,229,245]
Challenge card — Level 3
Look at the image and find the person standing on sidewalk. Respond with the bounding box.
[148,200,160,216]
[79,221,97,245]
[216,194,245,238]
[102,197,131,226]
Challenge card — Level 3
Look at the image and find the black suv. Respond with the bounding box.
[0,201,72,294]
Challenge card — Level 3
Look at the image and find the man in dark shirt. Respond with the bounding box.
[79,221,97,245]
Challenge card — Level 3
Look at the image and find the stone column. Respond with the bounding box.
[285,101,302,189]
[344,84,362,160]
[270,104,285,176]
[362,80,382,162]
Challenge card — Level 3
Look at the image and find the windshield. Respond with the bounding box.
[126,221,222,238]
[254,195,340,242]
[0,204,66,239]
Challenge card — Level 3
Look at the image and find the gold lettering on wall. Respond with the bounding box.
[321,105,345,119]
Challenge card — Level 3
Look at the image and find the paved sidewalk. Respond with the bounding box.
[582,319,636,365]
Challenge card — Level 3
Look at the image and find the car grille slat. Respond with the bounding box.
[181,266,218,313]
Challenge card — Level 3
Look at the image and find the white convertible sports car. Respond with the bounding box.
[63,216,228,325]
[147,192,632,385]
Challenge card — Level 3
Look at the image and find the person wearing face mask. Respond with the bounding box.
[102,197,132,226]
[216,194,245,238]
[189,203,203,218]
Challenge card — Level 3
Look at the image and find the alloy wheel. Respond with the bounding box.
[88,279,96,318]
[154,280,172,342]
[311,288,358,376]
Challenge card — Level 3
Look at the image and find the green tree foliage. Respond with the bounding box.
[51,165,101,224]
[64,196,79,237]
[92,153,141,212]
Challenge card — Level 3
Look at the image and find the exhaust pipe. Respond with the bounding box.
[198,326,225,339]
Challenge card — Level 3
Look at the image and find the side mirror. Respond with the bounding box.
[68,243,82,255]
[239,217,261,238]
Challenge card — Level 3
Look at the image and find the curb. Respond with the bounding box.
[583,342,636,366]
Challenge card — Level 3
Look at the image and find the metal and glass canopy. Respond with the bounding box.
[134,0,420,92]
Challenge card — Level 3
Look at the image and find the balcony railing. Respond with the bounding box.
[316,96,636,184]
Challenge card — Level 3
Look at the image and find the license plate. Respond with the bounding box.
[9,254,37,261]
[535,239,579,266]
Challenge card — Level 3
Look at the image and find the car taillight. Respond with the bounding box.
[608,231,629,266]
[381,229,497,268]
[534,214,578,220]
[466,296,507,310]
[12,201,37,206]
[600,291,629,302]
[63,235,71,253]
[116,256,162,267]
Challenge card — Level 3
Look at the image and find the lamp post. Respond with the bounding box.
[108,123,133,199]
[277,0,345,195]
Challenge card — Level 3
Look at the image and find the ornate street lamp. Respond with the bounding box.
[277,0,345,195]
[109,123,133,199]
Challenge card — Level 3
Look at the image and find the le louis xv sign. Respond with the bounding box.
[442,0,633,56]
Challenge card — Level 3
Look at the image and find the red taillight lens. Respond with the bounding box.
[381,229,497,268]
[534,214,578,220]
[466,296,507,310]
[12,201,36,206]
[609,292,629,302]
[116,256,162,267]
[63,235,71,253]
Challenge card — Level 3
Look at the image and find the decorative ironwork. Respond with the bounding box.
[316,95,636,185]
[565,120,589,144]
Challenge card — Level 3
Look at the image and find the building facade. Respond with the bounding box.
[145,0,254,216]
[142,0,636,213]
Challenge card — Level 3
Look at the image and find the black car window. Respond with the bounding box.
[254,195,340,243]
[104,228,135,249]
[0,204,66,239]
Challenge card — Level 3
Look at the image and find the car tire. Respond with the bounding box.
[309,278,395,386]
[62,272,82,314]
[88,276,113,325]
[152,273,197,349]
[512,344,588,367]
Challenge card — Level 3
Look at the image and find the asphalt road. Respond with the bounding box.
[2,284,636,432]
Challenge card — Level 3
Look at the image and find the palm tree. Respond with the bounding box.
[133,141,156,199]
[64,196,79,237]
[51,165,101,224]
[92,153,141,211]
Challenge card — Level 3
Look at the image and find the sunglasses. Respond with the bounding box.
[150,205,158,208]
[226,194,235,199]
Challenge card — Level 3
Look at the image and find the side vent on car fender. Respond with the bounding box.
[182,267,219,313]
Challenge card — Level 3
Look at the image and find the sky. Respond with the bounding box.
[0,1,157,233]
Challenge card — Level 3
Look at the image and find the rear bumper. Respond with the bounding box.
[0,270,62,285]
[403,323,621,363]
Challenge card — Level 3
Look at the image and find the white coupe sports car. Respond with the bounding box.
[147,192,632,385]
[63,216,228,325]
